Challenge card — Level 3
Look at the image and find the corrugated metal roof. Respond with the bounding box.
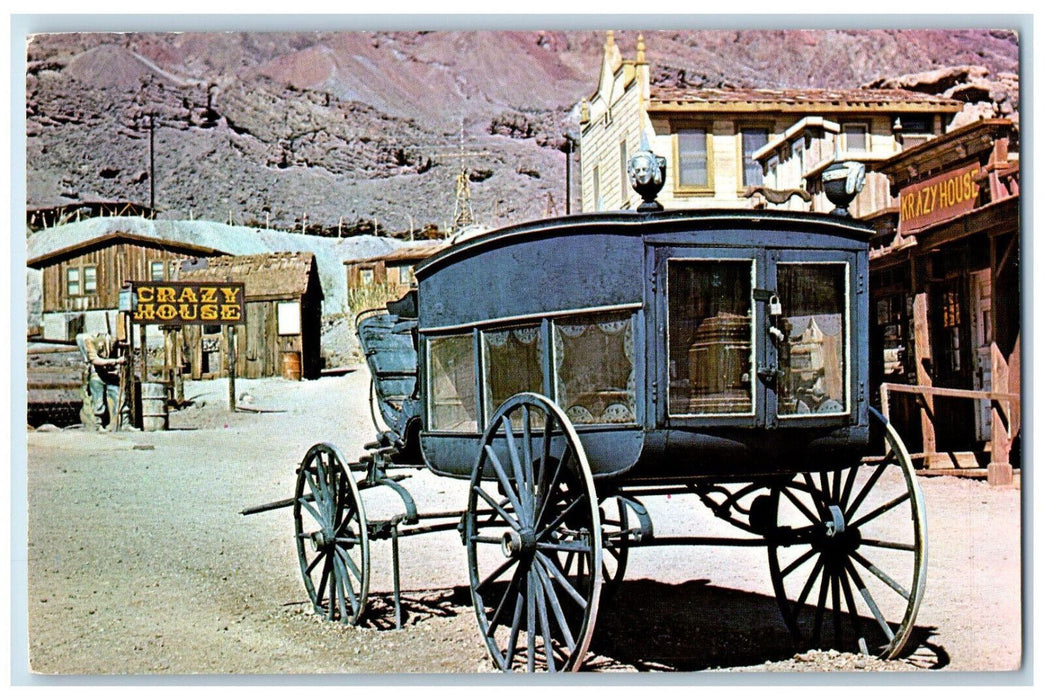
[178,252,321,300]
[649,86,963,110]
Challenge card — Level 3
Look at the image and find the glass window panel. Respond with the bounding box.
[899,115,932,134]
[483,325,544,417]
[843,123,868,151]
[592,165,601,211]
[83,266,97,293]
[678,129,708,187]
[554,312,636,425]
[360,268,374,285]
[150,261,165,281]
[792,138,805,178]
[742,128,768,186]
[668,260,754,416]
[777,264,848,416]
[428,334,478,432]
[66,268,80,296]
[619,140,629,202]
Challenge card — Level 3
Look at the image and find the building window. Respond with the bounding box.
[592,164,602,211]
[897,114,934,150]
[277,301,302,336]
[83,266,97,294]
[741,128,769,187]
[397,265,414,286]
[792,138,805,181]
[66,267,81,296]
[359,268,375,286]
[619,140,629,204]
[766,155,780,189]
[843,123,869,152]
[675,127,712,191]
[150,261,165,281]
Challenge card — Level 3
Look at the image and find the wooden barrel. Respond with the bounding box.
[282,351,302,381]
[141,381,169,431]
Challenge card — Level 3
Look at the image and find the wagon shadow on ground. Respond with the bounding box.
[588,578,945,671]
[357,580,945,671]
[360,585,474,631]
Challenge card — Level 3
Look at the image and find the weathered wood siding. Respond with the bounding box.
[40,242,186,313]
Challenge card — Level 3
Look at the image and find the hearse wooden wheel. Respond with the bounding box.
[599,495,631,591]
[294,443,370,625]
[767,408,927,659]
[465,393,602,672]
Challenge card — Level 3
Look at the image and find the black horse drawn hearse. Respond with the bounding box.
[245,159,926,672]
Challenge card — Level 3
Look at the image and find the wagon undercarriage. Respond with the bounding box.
[245,391,926,672]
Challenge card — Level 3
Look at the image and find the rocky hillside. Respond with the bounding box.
[25,29,1020,235]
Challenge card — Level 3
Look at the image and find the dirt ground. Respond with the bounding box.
[23,364,1023,677]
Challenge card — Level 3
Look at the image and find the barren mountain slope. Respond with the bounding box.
[25,29,1019,234]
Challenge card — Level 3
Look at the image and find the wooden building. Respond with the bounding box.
[345,242,448,306]
[27,231,225,340]
[867,118,1020,484]
[179,252,325,380]
[579,32,962,214]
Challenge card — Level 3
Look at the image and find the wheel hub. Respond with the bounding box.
[500,528,537,558]
[813,504,862,554]
[824,505,845,538]
[312,527,334,548]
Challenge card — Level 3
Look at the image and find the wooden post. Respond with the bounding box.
[227,324,237,412]
[163,328,173,386]
[137,322,148,428]
[173,328,185,405]
[912,291,936,462]
[987,235,1013,486]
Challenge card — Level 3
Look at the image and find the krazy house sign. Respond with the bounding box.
[898,163,981,235]
[131,282,246,325]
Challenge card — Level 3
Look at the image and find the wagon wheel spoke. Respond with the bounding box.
[487,562,525,637]
[849,492,911,531]
[483,445,526,518]
[533,557,577,652]
[598,496,631,592]
[294,443,370,625]
[526,567,538,673]
[850,549,911,600]
[466,393,601,672]
[845,560,895,643]
[838,567,866,651]
[766,409,926,659]
[811,566,830,647]
[532,566,557,673]
[472,482,523,531]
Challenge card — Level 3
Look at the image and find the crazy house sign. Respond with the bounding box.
[130,282,246,325]
[897,162,981,236]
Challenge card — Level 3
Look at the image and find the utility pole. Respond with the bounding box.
[428,119,494,234]
[148,114,156,212]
